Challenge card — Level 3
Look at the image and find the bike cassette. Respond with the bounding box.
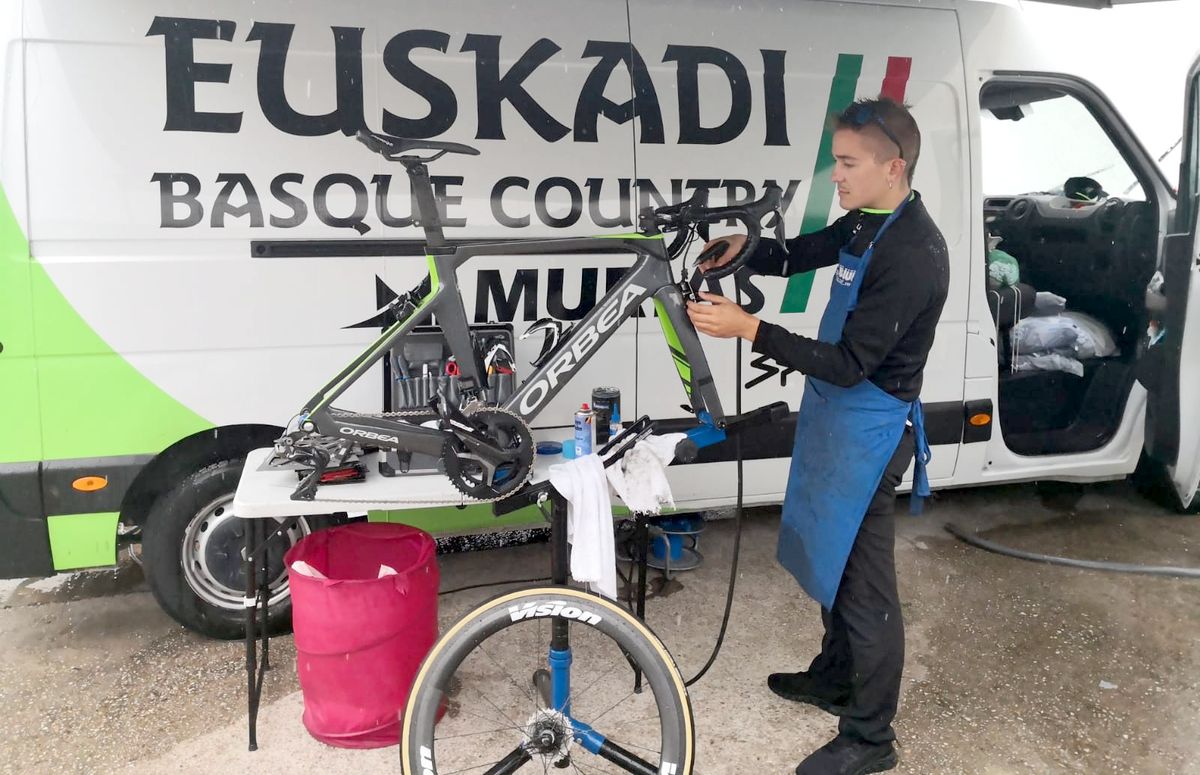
[443,406,535,500]
[523,708,574,766]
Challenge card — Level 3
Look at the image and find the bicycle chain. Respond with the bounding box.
[308,404,537,506]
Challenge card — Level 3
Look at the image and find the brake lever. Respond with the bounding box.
[694,239,730,268]
[769,208,787,250]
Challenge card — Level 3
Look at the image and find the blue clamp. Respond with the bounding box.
[685,410,727,450]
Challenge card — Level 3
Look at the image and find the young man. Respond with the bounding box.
[687,97,949,774]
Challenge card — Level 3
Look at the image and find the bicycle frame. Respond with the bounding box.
[297,220,726,459]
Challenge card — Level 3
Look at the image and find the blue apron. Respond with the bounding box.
[777,200,931,609]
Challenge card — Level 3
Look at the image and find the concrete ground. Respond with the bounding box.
[1,480,1198,774]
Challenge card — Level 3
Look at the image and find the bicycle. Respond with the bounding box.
[264,130,786,774]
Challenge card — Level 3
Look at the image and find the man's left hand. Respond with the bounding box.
[687,292,761,341]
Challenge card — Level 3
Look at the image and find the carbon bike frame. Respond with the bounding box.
[297,213,725,461]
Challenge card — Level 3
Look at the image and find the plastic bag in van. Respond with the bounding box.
[1014,352,1085,377]
[1011,315,1081,355]
[987,248,1020,287]
[1033,291,1067,316]
[1062,311,1118,358]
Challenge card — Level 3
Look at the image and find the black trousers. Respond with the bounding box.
[806,427,914,744]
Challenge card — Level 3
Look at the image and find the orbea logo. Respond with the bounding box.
[517,284,645,415]
[340,427,400,444]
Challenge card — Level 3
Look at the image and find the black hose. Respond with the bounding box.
[439,576,553,596]
[943,522,1200,579]
[685,279,746,688]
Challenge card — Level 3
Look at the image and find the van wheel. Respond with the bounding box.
[142,458,325,639]
[1132,453,1200,515]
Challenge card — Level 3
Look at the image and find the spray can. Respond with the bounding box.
[591,387,620,445]
[574,403,594,456]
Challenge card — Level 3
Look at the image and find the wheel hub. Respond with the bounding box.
[524,709,574,761]
[181,495,309,610]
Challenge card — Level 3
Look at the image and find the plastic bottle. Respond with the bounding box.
[574,403,594,456]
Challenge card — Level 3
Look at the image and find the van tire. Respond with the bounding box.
[142,458,324,639]
[1132,453,1200,515]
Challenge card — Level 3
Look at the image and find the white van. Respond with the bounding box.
[1,0,1196,637]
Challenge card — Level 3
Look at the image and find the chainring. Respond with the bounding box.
[443,406,535,500]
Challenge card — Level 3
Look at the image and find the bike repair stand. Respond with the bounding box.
[492,416,660,664]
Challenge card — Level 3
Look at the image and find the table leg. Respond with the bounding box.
[259,519,271,672]
[244,517,259,751]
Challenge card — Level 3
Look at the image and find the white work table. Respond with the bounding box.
[233,446,560,519]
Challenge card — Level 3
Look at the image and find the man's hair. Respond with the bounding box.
[833,97,921,184]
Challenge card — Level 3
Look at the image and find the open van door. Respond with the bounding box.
[1024,1,1177,8]
[1142,54,1200,509]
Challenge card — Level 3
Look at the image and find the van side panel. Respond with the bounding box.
[0,0,56,577]
[17,0,639,550]
[0,0,37,466]
[629,0,970,504]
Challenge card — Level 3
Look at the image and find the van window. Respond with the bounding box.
[981,92,1146,202]
[1181,73,1200,232]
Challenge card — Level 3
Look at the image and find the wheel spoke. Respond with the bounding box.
[476,640,540,711]
[463,682,529,739]
[563,654,629,719]
[437,724,529,741]
[480,745,533,775]
[437,749,530,775]
[585,690,638,728]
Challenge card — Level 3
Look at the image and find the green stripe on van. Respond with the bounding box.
[0,183,211,464]
[46,512,119,570]
[0,187,41,463]
[780,53,864,314]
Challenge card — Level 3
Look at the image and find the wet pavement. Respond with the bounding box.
[1,480,1197,774]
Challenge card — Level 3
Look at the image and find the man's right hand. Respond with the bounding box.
[696,233,748,272]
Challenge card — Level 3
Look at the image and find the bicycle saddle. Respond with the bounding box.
[355,130,480,159]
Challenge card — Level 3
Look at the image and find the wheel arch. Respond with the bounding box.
[121,424,284,530]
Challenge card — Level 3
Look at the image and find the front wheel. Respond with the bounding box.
[401,587,694,774]
[1132,452,1200,515]
[142,458,318,639]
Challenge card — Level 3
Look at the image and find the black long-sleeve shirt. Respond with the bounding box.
[747,192,949,402]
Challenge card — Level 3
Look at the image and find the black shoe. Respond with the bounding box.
[767,671,852,716]
[795,735,897,775]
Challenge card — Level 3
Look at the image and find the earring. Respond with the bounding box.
[888,180,894,189]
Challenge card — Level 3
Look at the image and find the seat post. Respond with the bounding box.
[400,159,446,248]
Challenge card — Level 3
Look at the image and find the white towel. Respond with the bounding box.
[605,433,686,515]
[548,454,617,600]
